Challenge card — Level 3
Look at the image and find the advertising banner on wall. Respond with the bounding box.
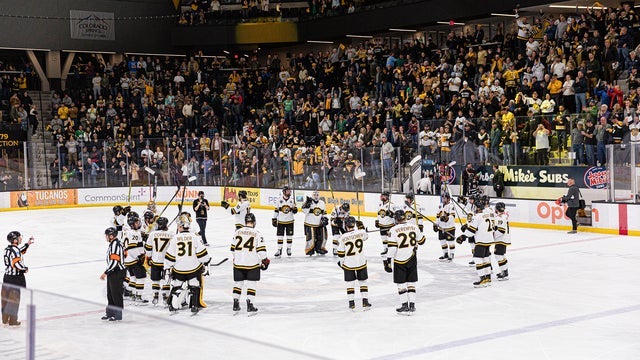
[9,189,77,208]
[222,187,260,206]
[70,10,115,40]
[0,125,27,149]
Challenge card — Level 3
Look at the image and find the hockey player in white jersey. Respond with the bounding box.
[493,202,510,281]
[384,210,426,315]
[231,213,269,316]
[331,203,351,256]
[110,205,131,239]
[375,191,398,256]
[122,212,148,304]
[141,210,155,239]
[302,191,328,256]
[457,196,495,287]
[164,214,211,313]
[144,217,172,305]
[221,190,251,229]
[272,186,297,257]
[434,193,456,261]
[400,193,425,233]
[458,195,477,266]
[337,216,371,311]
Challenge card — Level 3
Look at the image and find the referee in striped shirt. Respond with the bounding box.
[2,231,33,326]
[100,227,126,321]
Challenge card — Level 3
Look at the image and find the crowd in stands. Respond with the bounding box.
[7,4,640,190]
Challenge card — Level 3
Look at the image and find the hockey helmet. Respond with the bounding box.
[156,217,169,230]
[143,210,155,222]
[177,213,191,229]
[127,213,141,229]
[127,211,139,220]
[341,203,350,212]
[238,190,248,199]
[344,216,356,229]
[312,190,320,201]
[495,202,506,213]
[282,185,291,197]
[180,211,192,222]
[405,192,415,201]
[394,209,406,223]
[7,231,21,243]
[104,227,118,238]
[474,197,487,212]
[147,200,157,213]
[245,213,257,225]
[381,191,390,200]
[113,205,123,215]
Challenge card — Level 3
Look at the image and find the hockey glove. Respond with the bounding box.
[292,207,298,214]
[456,235,467,245]
[356,220,365,230]
[375,220,380,228]
[385,210,394,217]
[261,258,271,271]
[461,224,468,233]
[433,224,439,232]
[418,224,424,233]
[439,215,449,222]
[123,206,131,215]
[163,268,172,281]
[303,197,312,209]
[202,266,210,277]
[272,218,278,227]
[221,200,230,209]
[321,217,329,226]
[383,259,393,273]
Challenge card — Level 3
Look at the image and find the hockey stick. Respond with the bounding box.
[209,258,229,267]
[356,190,361,221]
[127,178,133,207]
[169,176,197,228]
[144,166,157,203]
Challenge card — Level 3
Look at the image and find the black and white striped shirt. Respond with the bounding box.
[3,244,29,276]
[105,240,125,274]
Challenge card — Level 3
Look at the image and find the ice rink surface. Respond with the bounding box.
[1,206,640,360]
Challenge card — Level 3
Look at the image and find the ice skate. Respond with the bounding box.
[233,299,241,314]
[362,299,372,311]
[497,270,509,281]
[286,248,292,257]
[274,249,282,258]
[348,300,356,311]
[396,302,410,316]
[246,300,258,316]
[438,253,449,261]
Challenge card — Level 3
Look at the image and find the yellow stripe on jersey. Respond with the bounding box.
[233,264,261,270]
[393,255,415,265]
[494,241,511,246]
[256,246,267,252]
[387,241,398,247]
[230,245,236,251]
[144,244,152,251]
[496,227,507,233]
[337,251,346,257]
[196,250,208,258]
[172,265,203,275]
[468,226,478,233]
[277,220,294,224]
[165,253,176,261]
[418,236,426,245]
[341,263,367,271]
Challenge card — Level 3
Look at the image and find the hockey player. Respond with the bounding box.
[231,213,269,316]
[110,205,131,239]
[273,186,297,257]
[383,210,426,315]
[164,214,211,313]
[493,202,510,281]
[141,210,155,238]
[145,217,172,305]
[401,193,425,233]
[457,196,495,287]
[331,203,351,256]
[458,196,477,266]
[337,216,371,311]
[122,212,148,304]
[302,191,328,256]
[434,193,456,261]
[375,191,398,256]
[221,190,251,229]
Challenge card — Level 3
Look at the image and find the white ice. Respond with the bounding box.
[1,206,639,360]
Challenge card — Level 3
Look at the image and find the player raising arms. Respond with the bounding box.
[302,191,328,256]
[375,191,398,256]
[337,216,371,311]
[145,217,172,306]
[493,202,510,281]
[458,196,495,287]
[231,213,269,316]
[400,193,425,233]
[434,193,456,262]
[384,210,426,315]
[331,203,351,256]
[221,190,251,229]
[273,186,297,258]
[164,214,211,314]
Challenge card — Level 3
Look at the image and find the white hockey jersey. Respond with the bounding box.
[337,229,368,270]
[303,199,326,227]
[230,200,251,227]
[111,214,127,239]
[436,202,456,230]
[463,208,495,245]
[273,196,296,224]
[144,229,174,266]
[387,222,425,263]
[231,227,267,269]
[123,228,145,267]
[493,212,511,245]
[330,207,350,229]
[377,201,398,228]
[164,231,210,274]
[400,201,425,228]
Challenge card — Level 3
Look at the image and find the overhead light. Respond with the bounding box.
[437,21,465,26]
[549,5,606,9]
[125,52,185,57]
[62,49,116,54]
[389,28,416,32]
[491,13,516,17]
[346,34,373,39]
[223,50,230,54]
[307,40,334,44]
[0,46,50,52]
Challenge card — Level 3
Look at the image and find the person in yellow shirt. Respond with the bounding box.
[547,74,563,103]
[503,63,524,99]
[57,104,69,121]
[500,107,515,131]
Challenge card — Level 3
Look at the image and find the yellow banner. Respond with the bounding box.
[222,187,260,206]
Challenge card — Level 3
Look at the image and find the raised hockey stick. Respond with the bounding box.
[127,178,133,207]
[169,176,197,228]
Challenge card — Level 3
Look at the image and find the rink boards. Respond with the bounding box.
[0,186,638,236]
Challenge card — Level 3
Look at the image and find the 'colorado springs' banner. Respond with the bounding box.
[70,10,115,40]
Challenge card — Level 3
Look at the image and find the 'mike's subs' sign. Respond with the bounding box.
[70,10,115,40]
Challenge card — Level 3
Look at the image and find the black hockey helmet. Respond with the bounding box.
[405,192,414,201]
[143,210,155,221]
[127,211,139,220]
[475,197,487,212]
[344,216,356,229]
[458,196,468,206]
[113,205,123,215]
[495,202,506,213]
[394,209,406,223]
[282,185,291,196]
[245,213,256,225]
[238,190,248,199]
[341,202,350,212]
[7,231,21,243]
[156,217,169,230]
[381,191,390,198]
[104,227,118,237]
[127,213,140,228]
